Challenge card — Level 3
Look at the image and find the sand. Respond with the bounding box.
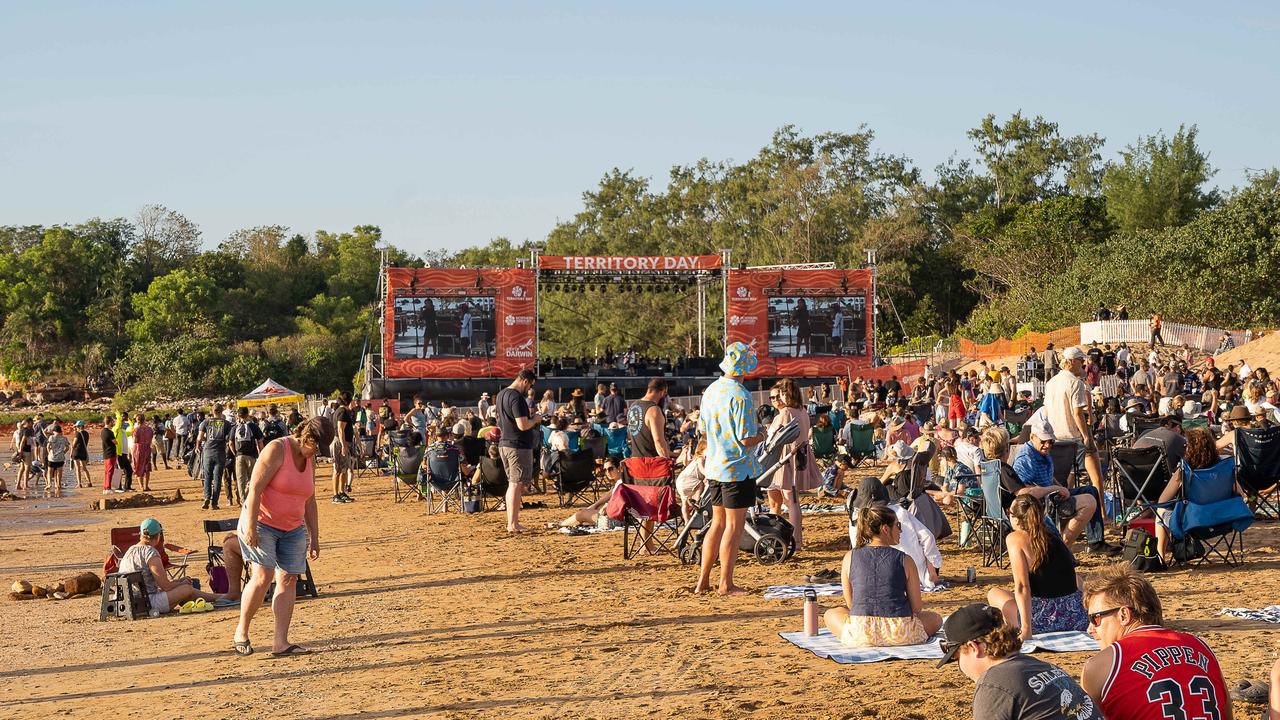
[3,462,1279,719]
[1215,331,1280,373]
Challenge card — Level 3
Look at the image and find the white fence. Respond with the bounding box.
[1079,320,1246,354]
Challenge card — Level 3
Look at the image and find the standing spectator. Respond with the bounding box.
[1116,304,1129,320]
[45,424,69,498]
[496,369,544,533]
[1149,312,1164,346]
[1042,343,1059,380]
[767,379,820,548]
[194,403,234,510]
[592,383,607,412]
[1042,347,1107,498]
[100,415,118,495]
[152,415,170,471]
[70,420,91,488]
[31,413,48,468]
[171,407,190,466]
[233,406,265,504]
[11,418,35,496]
[233,416,332,657]
[330,393,355,504]
[262,405,289,444]
[694,342,766,596]
[1080,564,1232,719]
[625,378,671,459]
[937,603,1101,720]
[477,392,492,421]
[131,413,155,493]
[112,412,134,492]
[602,383,627,424]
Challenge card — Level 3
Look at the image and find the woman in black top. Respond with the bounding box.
[987,495,1088,639]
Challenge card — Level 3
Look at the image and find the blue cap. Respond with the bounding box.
[139,518,163,537]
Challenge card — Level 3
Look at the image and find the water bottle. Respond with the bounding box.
[803,589,819,636]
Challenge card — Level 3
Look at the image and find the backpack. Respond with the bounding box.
[1122,528,1165,573]
[235,421,254,444]
[263,418,287,441]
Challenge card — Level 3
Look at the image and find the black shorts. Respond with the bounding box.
[709,480,757,509]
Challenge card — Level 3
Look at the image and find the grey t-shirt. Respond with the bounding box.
[118,543,161,596]
[972,654,1101,720]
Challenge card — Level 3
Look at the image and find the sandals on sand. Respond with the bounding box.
[1230,679,1271,704]
[233,639,253,656]
[271,644,311,657]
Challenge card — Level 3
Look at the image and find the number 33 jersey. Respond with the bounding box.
[1102,626,1229,720]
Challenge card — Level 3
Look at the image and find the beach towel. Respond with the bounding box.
[799,504,845,515]
[780,627,1098,664]
[1219,605,1280,623]
[765,581,949,600]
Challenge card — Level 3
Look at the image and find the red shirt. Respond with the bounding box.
[1101,626,1228,720]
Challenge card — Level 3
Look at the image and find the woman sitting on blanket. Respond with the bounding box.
[825,504,943,647]
[987,494,1088,639]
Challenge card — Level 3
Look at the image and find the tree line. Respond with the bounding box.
[2,113,1276,401]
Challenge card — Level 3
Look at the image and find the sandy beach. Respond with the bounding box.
[2,460,1278,720]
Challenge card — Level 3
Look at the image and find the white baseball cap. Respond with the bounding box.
[1062,346,1086,361]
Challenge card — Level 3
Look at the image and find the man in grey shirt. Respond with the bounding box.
[939,604,1101,720]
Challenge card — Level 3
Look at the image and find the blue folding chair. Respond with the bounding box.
[1167,457,1254,566]
[606,427,630,458]
[976,460,1010,568]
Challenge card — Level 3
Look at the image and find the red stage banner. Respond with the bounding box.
[538,255,722,271]
[383,267,537,379]
[725,268,874,379]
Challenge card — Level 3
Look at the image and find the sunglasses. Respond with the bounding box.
[1088,606,1125,626]
[769,394,781,400]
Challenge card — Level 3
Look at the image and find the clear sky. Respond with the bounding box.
[2,1,1276,256]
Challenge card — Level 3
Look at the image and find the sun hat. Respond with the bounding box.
[1028,409,1055,440]
[719,341,758,376]
[937,604,1006,667]
[74,420,86,427]
[1227,405,1253,423]
[1123,397,1145,412]
[571,388,584,397]
[889,440,915,462]
[480,392,490,399]
[139,518,163,537]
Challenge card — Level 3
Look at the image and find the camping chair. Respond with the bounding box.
[202,518,319,599]
[1166,457,1254,567]
[565,429,581,453]
[424,444,465,514]
[390,440,427,503]
[354,436,379,479]
[476,456,508,511]
[1049,440,1081,489]
[1235,426,1280,520]
[605,483,680,559]
[846,424,876,470]
[606,426,630,458]
[583,433,607,460]
[103,527,194,581]
[555,450,598,507]
[976,460,1010,568]
[811,428,836,460]
[459,435,485,468]
[1111,445,1172,529]
[621,456,674,487]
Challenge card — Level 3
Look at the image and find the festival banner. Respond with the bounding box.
[538,255,723,271]
[725,268,875,379]
[383,267,537,379]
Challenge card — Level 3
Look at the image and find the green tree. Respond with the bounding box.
[127,269,218,343]
[967,112,1104,207]
[1101,124,1219,232]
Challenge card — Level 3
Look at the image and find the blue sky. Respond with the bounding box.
[2,1,1276,256]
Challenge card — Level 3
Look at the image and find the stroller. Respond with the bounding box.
[674,419,800,566]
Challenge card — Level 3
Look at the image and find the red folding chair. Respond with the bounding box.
[103,527,194,581]
[606,483,679,559]
[621,456,673,486]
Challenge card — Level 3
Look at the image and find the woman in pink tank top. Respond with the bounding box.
[233,416,334,657]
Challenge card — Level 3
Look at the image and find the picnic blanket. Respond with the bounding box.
[1219,605,1280,623]
[799,504,846,515]
[557,519,679,536]
[765,581,950,600]
[781,627,1098,664]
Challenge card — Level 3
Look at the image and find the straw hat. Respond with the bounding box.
[571,388,584,397]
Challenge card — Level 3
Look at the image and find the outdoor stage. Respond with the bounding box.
[364,252,880,403]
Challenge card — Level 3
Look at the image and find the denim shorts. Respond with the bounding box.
[239,521,309,575]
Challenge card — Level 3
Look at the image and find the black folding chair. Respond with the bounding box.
[976,460,1010,568]
[391,442,426,503]
[354,436,379,479]
[555,450,598,507]
[1110,445,1171,529]
[425,445,464,514]
[204,517,317,599]
[476,457,508,511]
[1235,426,1280,520]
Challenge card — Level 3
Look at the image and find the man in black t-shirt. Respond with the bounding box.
[331,393,356,504]
[939,604,1101,720]
[1086,342,1103,369]
[497,369,543,533]
[194,404,233,510]
[1100,345,1117,375]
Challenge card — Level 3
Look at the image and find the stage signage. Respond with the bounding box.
[383,267,537,379]
[538,255,722,271]
[725,268,875,379]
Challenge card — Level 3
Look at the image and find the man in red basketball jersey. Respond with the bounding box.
[1081,564,1233,719]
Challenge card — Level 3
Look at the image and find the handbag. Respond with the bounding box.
[1171,535,1205,563]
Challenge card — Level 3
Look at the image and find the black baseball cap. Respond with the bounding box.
[936,604,1005,667]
